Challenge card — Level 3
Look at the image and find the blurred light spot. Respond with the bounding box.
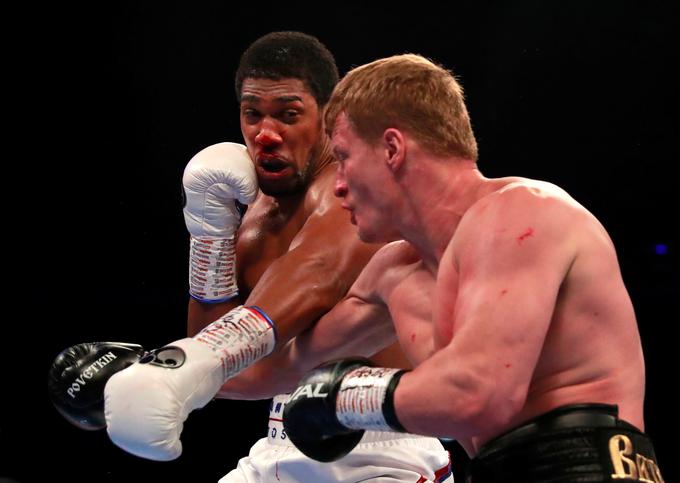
[654,244,668,255]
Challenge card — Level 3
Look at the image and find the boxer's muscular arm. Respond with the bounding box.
[243,200,378,342]
[395,185,578,439]
[217,293,395,399]
[218,242,397,399]
[188,174,378,338]
[183,143,256,334]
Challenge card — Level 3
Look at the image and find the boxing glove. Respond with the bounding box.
[283,359,408,462]
[105,305,276,461]
[182,142,258,302]
[48,342,145,430]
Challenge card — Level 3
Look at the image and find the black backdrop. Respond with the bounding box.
[8,1,678,481]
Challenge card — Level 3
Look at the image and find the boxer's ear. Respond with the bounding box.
[383,128,405,173]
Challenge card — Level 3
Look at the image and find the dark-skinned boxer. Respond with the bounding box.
[49,33,452,483]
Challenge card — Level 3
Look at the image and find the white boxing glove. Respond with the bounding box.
[182,142,258,302]
[105,306,276,461]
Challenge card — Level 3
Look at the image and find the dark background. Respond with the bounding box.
[6,1,677,481]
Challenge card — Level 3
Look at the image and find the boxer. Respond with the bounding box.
[49,34,452,482]
[264,54,663,482]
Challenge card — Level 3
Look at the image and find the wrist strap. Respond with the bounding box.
[336,367,407,432]
[189,235,238,302]
[382,369,407,432]
[193,305,276,380]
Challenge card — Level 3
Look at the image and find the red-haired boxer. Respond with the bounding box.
[49,34,452,482]
[272,54,664,482]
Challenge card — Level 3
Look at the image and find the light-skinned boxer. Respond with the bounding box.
[265,54,664,482]
[48,33,452,483]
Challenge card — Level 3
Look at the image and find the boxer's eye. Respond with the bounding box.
[242,109,262,123]
[332,149,347,162]
[281,110,300,123]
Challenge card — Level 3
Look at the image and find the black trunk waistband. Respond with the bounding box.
[478,403,629,456]
[470,404,664,483]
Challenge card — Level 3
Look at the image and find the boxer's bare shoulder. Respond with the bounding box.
[301,161,339,215]
[349,240,422,300]
[349,240,438,364]
[434,176,645,440]
[449,177,591,269]
[237,161,378,302]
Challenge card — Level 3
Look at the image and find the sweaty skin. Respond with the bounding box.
[400,177,645,452]
[255,113,645,457]
[187,78,409,399]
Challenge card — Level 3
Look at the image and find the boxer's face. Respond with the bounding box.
[331,114,401,243]
[240,77,323,196]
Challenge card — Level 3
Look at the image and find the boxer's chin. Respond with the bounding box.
[257,167,309,197]
[357,225,399,244]
[258,176,305,197]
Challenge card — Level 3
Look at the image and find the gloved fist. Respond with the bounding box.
[182,142,258,239]
[104,338,225,461]
[104,306,276,461]
[48,342,144,430]
[283,358,408,462]
[182,142,258,302]
[282,359,369,462]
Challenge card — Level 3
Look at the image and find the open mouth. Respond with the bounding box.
[259,158,289,173]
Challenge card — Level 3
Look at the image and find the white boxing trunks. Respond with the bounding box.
[219,394,454,483]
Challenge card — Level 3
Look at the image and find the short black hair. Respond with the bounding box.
[235,31,339,106]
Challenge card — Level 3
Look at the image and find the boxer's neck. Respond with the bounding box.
[307,135,335,180]
[397,160,487,273]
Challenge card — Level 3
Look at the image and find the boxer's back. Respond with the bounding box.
[439,178,646,450]
[521,193,645,429]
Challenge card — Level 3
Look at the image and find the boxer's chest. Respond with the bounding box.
[235,196,307,296]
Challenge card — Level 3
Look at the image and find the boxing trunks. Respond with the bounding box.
[468,403,664,482]
[220,393,454,482]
